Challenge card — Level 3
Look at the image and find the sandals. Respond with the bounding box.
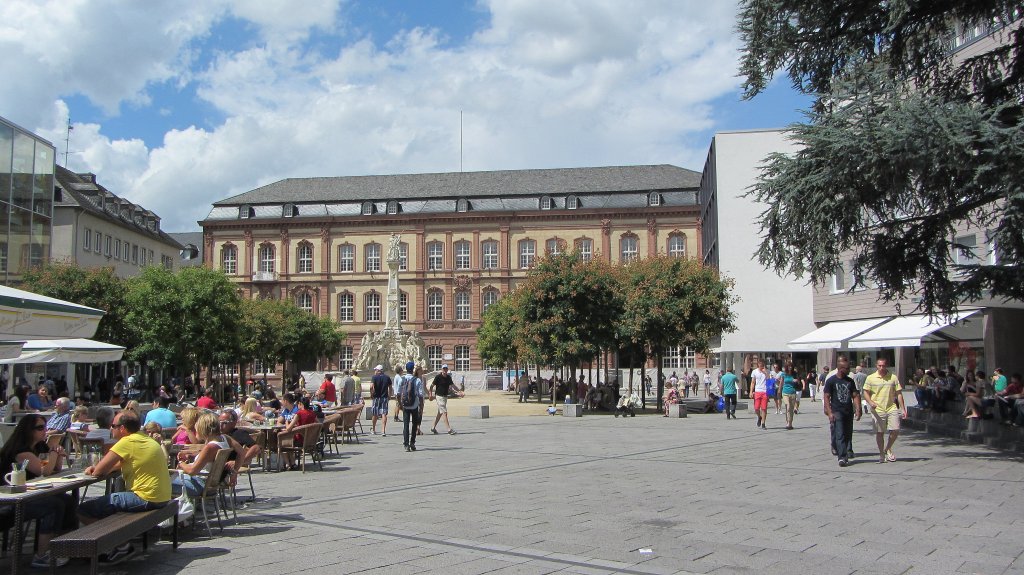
[885,449,896,462]
[448,430,456,435]
[430,428,438,434]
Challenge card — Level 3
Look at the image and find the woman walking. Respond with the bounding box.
[781,364,802,430]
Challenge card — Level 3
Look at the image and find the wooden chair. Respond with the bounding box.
[340,409,360,444]
[46,433,72,466]
[188,448,233,538]
[277,423,322,473]
[232,431,262,504]
[321,414,342,455]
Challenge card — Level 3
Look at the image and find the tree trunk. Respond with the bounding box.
[656,352,664,411]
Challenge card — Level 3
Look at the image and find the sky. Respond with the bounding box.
[0,0,811,232]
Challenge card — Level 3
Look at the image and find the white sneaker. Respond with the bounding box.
[31,553,69,568]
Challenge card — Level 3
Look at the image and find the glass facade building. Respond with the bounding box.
[0,116,54,284]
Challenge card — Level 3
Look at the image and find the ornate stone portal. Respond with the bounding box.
[354,233,429,372]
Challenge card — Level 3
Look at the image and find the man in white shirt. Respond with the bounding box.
[749,361,769,429]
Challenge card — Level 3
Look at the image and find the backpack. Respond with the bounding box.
[401,376,419,409]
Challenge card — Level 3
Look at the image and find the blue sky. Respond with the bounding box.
[1,0,811,232]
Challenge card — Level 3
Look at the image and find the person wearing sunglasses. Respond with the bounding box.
[0,414,75,567]
[79,411,172,565]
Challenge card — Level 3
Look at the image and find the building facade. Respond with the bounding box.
[0,116,55,285]
[700,129,817,377]
[51,166,183,276]
[201,165,704,378]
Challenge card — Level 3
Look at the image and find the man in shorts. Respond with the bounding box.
[79,411,172,564]
[862,358,906,464]
[429,364,464,434]
[749,361,768,429]
[370,365,392,436]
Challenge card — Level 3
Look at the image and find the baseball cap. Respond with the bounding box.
[406,361,416,372]
[374,364,383,371]
[441,364,449,369]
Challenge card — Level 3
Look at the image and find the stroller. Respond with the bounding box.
[614,392,642,417]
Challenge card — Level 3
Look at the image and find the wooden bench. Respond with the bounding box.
[49,500,179,575]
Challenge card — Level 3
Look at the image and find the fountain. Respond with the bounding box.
[354,234,430,373]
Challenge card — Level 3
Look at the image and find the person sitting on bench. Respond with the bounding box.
[79,411,172,565]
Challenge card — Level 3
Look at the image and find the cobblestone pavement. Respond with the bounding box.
[34,396,1024,575]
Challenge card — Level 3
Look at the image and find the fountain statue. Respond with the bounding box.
[354,233,429,373]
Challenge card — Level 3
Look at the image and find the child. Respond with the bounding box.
[547,405,557,416]
[143,421,164,442]
[69,406,91,431]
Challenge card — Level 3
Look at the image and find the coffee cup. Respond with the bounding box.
[5,469,26,486]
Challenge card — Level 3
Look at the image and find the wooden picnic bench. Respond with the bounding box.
[49,499,179,575]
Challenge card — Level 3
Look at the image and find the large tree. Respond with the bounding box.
[619,256,736,410]
[21,262,133,347]
[738,1,1024,316]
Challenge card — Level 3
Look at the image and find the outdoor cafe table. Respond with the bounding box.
[241,424,285,471]
[0,472,103,575]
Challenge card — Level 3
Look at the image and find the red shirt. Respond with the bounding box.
[293,408,317,443]
[196,396,218,410]
[318,381,337,403]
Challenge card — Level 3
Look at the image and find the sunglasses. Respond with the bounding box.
[111,423,124,429]
[33,425,45,431]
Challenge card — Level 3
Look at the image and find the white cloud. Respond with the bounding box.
[3,0,751,232]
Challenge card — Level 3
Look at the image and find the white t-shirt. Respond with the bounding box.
[751,369,767,393]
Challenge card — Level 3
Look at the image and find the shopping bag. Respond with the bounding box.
[160,471,195,528]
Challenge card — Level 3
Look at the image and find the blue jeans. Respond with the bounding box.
[914,387,932,408]
[79,491,167,520]
[171,474,206,496]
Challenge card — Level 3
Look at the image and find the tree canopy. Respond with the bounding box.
[22,262,133,347]
[738,0,1024,317]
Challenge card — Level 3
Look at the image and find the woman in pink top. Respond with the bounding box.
[663,382,679,417]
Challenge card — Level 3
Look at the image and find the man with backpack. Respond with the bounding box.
[395,361,425,452]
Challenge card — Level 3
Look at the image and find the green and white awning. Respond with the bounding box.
[0,285,104,340]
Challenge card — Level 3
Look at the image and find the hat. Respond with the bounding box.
[374,364,383,371]
[406,361,416,372]
[441,364,449,369]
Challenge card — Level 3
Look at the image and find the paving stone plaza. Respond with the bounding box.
[101,395,1024,575]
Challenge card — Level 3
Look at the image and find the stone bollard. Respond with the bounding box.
[563,404,583,417]
[668,403,687,418]
[469,405,490,419]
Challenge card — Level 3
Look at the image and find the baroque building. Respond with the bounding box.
[200,165,703,379]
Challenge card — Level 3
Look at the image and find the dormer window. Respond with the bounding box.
[566,195,579,210]
[648,192,662,207]
[283,203,298,218]
[540,196,554,210]
[386,200,399,215]
[239,205,254,219]
[361,201,374,216]
[456,198,470,212]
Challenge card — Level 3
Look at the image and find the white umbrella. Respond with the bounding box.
[0,285,104,340]
[0,338,125,364]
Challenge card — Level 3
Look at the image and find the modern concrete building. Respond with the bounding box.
[0,116,55,285]
[201,165,706,381]
[51,166,183,276]
[699,129,818,377]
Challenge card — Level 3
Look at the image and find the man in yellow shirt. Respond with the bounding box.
[862,358,907,464]
[79,411,172,564]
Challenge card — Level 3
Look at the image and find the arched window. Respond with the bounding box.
[566,195,580,210]
[539,196,554,210]
[456,198,470,212]
[365,292,382,322]
[518,239,536,269]
[427,290,444,320]
[283,203,298,217]
[338,244,354,272]
[620,235,638,263]
[361,201,375,215]
[387,200,399,215]
[297,292,313,313]
[481,240,499,269]
[365,243,382,272]
[258,244,275,273]
[399,291,408,321]
[239,205,254,219]
[338,292,354,322]
[482,289,499,313]
[427,242,444,270]
[221,244,237,274]
[648,192,662,206]
[545,238,564,256]
[454,240,471,269]
[575,238,593,262]
[297,242,313,273]
[455,290,471,320]
[668,234,686,258]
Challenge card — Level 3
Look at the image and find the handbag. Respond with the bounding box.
[160,471,195,528]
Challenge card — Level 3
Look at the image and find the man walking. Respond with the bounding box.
[862,358,906,463]
[340,370,356,405]
[429,364,464,434]
[396,363,425,452]
[823,358,861,467]
[749,361,768,429]
[370,365,392,436]
[720,368,739,419]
